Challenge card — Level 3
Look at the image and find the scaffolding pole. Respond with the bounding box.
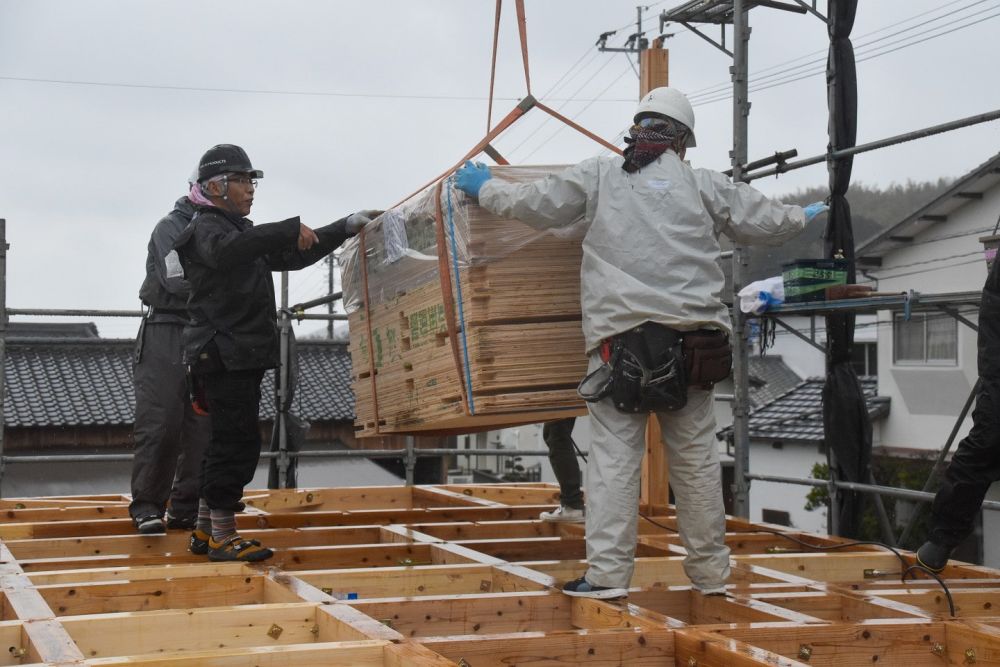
[730,0,752,519]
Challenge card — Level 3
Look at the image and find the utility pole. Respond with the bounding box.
[599,7,672,508]
[596,6,673,96]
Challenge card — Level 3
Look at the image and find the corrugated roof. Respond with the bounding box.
[718,375,889,444]
[3,338,355,428]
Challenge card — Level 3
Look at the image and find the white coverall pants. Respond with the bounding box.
[583,354,731,591]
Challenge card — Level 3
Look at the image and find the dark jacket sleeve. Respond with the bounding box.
[149,217,190,296]
[264,216,354,271]
[192,216,301,270]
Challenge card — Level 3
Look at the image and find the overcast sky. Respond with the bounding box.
[2,0,998,338]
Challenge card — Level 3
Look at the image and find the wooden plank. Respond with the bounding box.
[61,603,330,657]
[714,620,946,666]
[84,640,392,666]
[349,591,572,636]
[423,628,674,666]
[295,564,543,598]
[36,575,276,616]
[674,628,812,666]
[438,485,560,505]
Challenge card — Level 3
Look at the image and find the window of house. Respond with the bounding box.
[850,342,878,376]
[893,313,957,365]
[761,509,791,527]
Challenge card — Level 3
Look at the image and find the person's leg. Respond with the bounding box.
[919,267,1000,570]
[129,324,187,533]
[542,418,584,519]
[920,379,1000,568]
[571,357,646,595]
[657,388,731,593]
[166,399,211,527]
[200,368,271,562]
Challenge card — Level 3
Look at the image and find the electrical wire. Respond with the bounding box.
[635,512,956,614]
[691,7,1000,107]
[517,62,634,162]
[685,0,996,100]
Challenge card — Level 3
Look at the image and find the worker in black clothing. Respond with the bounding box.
[539,418,585,523]
[175,143,376,562]
[917,257,1000,571]
[129,175,211,534]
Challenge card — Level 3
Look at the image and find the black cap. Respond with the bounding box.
[196,144,264,183]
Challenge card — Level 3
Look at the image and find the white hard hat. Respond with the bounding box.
[634,87,697,147]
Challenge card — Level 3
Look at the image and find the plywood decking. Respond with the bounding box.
[0,484,998,665]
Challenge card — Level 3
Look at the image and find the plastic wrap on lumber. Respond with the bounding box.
[341,165,593,436]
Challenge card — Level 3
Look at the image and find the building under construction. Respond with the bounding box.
[3,0,1000,664]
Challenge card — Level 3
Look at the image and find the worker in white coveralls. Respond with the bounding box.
[455,87,828,599]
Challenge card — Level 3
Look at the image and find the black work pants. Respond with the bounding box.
[543,418,584,509]
[130,322,210,520]
[199,368,266,512]
[929,261,1000,548]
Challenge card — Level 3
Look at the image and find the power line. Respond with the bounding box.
[691,7,1000,107]
[501,55,623,158]
[517,62,634,162]
[685,0,994,100]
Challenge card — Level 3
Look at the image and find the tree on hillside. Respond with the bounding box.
[738,179,952,282]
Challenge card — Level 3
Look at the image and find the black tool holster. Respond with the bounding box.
[578,322,688,413]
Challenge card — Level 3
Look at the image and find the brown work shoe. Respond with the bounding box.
[207,534,273,562]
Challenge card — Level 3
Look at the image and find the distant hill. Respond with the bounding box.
[738,179,953,282]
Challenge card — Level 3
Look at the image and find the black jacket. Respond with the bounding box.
[175,206,352,371]
[138,196,197,324]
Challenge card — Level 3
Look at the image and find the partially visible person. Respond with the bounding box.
[129,171,211,535]
[176,143,377,562]
[539,418,585,523]
[455,87,824,599]
[917,257,1000,571]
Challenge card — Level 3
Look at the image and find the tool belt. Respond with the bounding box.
[682,329,732,389]
[577,323,732,413]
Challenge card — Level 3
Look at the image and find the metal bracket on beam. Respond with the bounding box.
[680,20,733,57]
[787,0,826,21]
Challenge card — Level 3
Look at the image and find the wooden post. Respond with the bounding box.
[638,44,671,509]
[639,41,669,97]
[640,416,669,507]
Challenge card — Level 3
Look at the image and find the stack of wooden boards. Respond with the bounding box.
[341,166,587,436]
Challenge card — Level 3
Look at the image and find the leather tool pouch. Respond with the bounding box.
[683,329,732,388]
[608,322,688,413]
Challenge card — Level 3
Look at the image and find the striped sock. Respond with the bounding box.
[196,499,211,534]
[210,509,237,543]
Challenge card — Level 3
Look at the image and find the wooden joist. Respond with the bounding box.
[0,484,999,665]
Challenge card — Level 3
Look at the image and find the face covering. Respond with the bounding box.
[621,121,688,174]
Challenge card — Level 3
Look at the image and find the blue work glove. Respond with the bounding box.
[803,201,829,223]
[455,160,492,198]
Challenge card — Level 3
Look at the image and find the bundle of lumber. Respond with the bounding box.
[341,166,588,436]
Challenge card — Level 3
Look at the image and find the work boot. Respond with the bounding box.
[133,514,165,535]
[207,535,273,562]
[165,511,197,531]
[916,541,952,573]
[562,576,627,600]
[539,505,585,523]
[189,529,211,556]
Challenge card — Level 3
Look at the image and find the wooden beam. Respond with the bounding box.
[640,416,669,507]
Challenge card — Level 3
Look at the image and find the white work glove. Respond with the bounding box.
[345,209,383,234]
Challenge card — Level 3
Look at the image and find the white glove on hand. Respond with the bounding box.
[345,209,383,234]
